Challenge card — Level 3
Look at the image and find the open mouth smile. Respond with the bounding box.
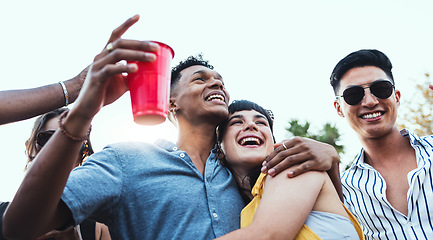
[360,111,384,119]
[239,137,263,146]
[206,94,225,103]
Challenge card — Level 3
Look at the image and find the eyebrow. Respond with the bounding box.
[192,70,206,75]
[192,70,223,80]
[228,113,267,122]
[345,79,391,88]
[228,114,243,122]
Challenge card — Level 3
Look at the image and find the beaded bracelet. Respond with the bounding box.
[58,110,91,141]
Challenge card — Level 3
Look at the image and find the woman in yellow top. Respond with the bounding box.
[215,100,364,240]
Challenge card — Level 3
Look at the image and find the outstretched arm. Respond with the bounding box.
[2,15,159,240]
[215,170,326,240]
[0,66,88,125]
[327,161,343,201]
[261,137,340,178]
[260,137,343,200]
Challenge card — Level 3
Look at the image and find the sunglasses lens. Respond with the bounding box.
[370,81,393,99]
[36,131,54,146]
[343,86,364,105]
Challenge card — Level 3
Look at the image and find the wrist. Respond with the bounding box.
[61,108,93,140]
[58,81,69,106]
[59,110,91,141]
[64,65,89,103]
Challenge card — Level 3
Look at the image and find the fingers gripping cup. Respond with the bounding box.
[127,41,174,125]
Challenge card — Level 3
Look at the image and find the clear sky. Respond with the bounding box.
[1,0,432,201]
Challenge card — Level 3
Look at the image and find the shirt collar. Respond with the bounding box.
[350,129,425,170]
[154,138,219,154]
[155,139,178,152]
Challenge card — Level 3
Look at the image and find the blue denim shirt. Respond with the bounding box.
[62,139,244,239]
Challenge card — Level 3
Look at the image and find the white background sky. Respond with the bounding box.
[0,0,432,201]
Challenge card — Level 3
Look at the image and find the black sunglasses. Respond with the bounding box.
[36,130,56,146]
[337,80,395,106]
[36,130,90,161]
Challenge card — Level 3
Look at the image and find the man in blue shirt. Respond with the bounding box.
[3,15,338,240]
[4,14,244,238]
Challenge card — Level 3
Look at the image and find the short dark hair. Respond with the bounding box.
[170,54,214,93]
[330,49,394,95]
[218,99,275,143]
[217,99,275,204]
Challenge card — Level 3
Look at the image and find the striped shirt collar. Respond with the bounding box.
[350,129,427,170]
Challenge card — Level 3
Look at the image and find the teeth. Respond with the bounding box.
[206,94,225,102]
[362,112,382,119]
[240,137,260,146]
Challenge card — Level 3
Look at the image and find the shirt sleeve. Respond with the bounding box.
[61,145,124,225]
[0,202,10,240]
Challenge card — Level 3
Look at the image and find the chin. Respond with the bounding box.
[243,154,266,165]
[362,127,393,139]
[207,110,229,123]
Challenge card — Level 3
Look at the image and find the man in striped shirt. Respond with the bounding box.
[330,49,433,239]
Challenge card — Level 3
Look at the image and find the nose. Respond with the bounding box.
[209,78,224,90]
[361,88,379,107]
[244,121,258,131]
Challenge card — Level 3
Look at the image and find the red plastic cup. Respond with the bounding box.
[127,41,174,125]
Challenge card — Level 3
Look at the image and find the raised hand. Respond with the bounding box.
[261,137,339,177]
[72,14,160,121]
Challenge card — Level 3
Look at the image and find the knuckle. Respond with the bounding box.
[111,50,121,59]
[94,53,104,62]
[111,28,119,37]
[143,41,153,49]
[305,149,314,158]
[286,155,293,163]
[100,65,114,77]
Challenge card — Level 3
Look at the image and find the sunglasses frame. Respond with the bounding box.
[337,79,395,106]
[36,130,90,162]
[36,130,56,147]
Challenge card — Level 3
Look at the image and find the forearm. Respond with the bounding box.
[2,112,92,239]
[0,66,87,125]
[215,226,268,240]
[0,84,66,124]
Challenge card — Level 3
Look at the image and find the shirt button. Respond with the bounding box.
[212,212,218,218]
[407,222,413,227]
[173,147,178,151]
[180,153,185,158]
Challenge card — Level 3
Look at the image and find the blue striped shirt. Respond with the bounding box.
[342,129,433,240]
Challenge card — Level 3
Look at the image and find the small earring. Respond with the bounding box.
[169,102,179,115]
[169,107,178,115]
